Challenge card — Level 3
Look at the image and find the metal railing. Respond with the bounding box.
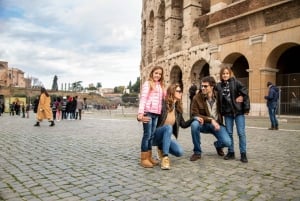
[248,86,300,116]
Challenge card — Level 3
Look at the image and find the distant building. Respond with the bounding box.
[0,61,30,88]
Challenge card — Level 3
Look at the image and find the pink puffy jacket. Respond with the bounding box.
[138,81,165,115]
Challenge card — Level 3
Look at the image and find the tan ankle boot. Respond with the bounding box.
[140,152,153,168]
[161,156,170,170]
[148,150,159,166]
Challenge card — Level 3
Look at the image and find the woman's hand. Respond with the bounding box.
[137,114,150,123]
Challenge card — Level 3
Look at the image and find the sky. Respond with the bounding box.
[0,0,142,89]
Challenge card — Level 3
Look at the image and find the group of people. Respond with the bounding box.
[51,95,85,121]
[33,87,85,127]
[137,66,252,170]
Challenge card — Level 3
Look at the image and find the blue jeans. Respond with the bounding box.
[141,112,158,152]
[190,120,231,154]
[224,114,247,153]
[153,125,183,157]
[268,102,278,127]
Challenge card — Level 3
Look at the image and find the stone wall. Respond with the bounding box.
[140,0,300,116]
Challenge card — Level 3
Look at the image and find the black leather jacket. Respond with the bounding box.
[156,100,193,139]
[216,77,250,115]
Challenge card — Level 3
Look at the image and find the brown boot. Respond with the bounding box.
[140,152,153,168]
[148,150,159,166]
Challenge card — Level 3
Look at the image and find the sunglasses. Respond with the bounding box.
[201,85,209,88]
[175,90,183,93]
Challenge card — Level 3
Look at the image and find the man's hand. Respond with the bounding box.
[211,119,220,131]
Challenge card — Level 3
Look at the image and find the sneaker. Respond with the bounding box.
[190,153,201,161]
[161,156,170,170]
[240,153,248,163]
[224,152,235,160]
[214,142,224,156]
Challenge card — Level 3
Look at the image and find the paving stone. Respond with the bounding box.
[0,111,299,200]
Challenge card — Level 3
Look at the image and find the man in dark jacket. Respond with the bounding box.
[189,76,231,161]
[264,81,279,130]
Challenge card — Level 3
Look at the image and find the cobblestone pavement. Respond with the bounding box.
[0,111,300,201]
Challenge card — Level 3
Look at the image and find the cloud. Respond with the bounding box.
[0,0,142,88]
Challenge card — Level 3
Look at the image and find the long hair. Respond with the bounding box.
[41,87,49,97]
[219,66,234,81]
[148,66,164,91]
[165,83,183,113]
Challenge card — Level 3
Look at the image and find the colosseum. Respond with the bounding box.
[140,0,300,116]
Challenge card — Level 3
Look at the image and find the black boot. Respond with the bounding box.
[34,122,40,127]
[224,152,235,160]
[49,121,55,127]
[241,153,248,163]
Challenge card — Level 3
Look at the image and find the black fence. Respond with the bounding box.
[278,86,300,115]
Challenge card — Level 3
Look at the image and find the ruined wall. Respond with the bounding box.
[141,0,300,115]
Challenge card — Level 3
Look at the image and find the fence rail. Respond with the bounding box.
[247,86,300,116]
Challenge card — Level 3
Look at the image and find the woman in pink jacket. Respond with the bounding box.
[137,66,165,168]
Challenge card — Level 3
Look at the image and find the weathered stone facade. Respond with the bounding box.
[0,61,28,88]
[140,0,300,116]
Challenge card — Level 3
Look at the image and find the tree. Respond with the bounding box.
[114,86,125,93]
[128,81,132,92]
[96,82,102,88]
[131,77,140,93]
[72,81,83,91]
[31,77,43,88]
[51,75,58,91]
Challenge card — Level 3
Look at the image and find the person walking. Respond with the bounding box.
[55,97,62,121]
[190,76,231,162]
[25,103,30,118]
[264,81,279,130]
[33,96,39,114]
[152,83,200,170]
[75,96,84,120]
[216,66,250,163]
[34,87,55,127]
[137,66,165,168]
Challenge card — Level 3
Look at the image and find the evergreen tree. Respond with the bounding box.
[131,77,140,93]
[51,75,58,91]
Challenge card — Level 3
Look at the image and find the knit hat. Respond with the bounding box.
[267,82,272,87]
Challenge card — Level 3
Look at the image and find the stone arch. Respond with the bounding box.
[170,65,183,90]
[156,0,165,58]
[147,10,155,63]
[266,43,300,86]
[190,60,210,87]
[223,53,249,88]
